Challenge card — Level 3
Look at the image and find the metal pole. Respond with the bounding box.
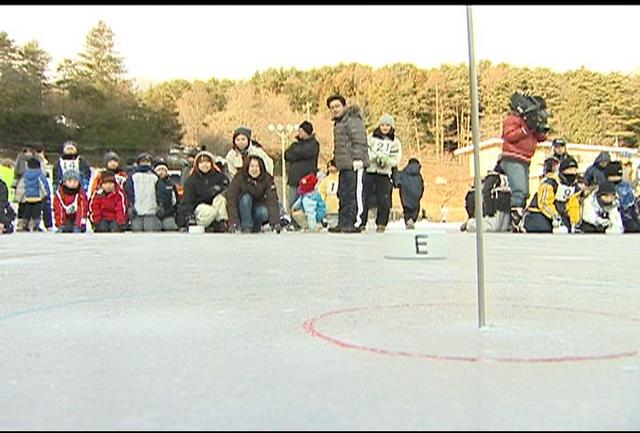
[466,5,486,328]
[281,132,288,212]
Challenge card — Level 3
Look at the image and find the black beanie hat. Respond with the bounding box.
[233,127,252,143]
[604,161,623,178]
[597,181,617,196]
[137,153,152,164]
[299,121,313,135]
[26,157,41,169]
[103,151,120,166]
[559,156,578,172]
[552,138,567,148]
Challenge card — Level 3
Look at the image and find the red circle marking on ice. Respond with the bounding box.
[303,303,640,363]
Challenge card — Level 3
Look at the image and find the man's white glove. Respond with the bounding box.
[352,160,364,171]
[595,217,611,228]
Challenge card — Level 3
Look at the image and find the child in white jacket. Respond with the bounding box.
[580,181,624,234]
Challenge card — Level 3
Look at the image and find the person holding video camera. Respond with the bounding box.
[501,92,550,231]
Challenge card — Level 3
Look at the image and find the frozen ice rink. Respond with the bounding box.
[1,226,639,430]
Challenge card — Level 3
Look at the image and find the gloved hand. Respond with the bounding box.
[595,217,611,228]
[211,184,223,195]
[552,216,568,234]
[271,223,282,234]
[523,113,538,132]
[376,155,389,168]
[127,207,137,220]
[353,160,364,171]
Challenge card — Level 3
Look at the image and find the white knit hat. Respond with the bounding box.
[379,114,395,128]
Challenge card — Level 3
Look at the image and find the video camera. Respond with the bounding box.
[509,92,550,134]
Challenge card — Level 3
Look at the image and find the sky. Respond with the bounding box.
[1,5,639,85]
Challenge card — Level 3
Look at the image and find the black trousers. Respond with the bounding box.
[23,202,42,224]
[359,172,393,227]
[337,168,365,228]
[523,212,552,233]
[95,219,122,233]
[403,206,420,224]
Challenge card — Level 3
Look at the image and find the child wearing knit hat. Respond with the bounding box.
[154,159,179,231]
[89,172,127,233]
[580,181,624,234]
[53,169,89,233]
[290,173,326,232]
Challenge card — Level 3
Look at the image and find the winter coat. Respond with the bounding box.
[291,191,326,230]
[226,158,280,227]
[332,105,370,171]
[584,152,611,187]
[54,185,89,228]
[285,136,320,187]
[501,114,547,164]
[366,128,402,175]
[90,187,127,226]
[616,181,636,211]
[178,168,229,225]
[16,168,50,203]
[125,166,158,216]
[12,152,30,187]
[397,160,424,210]
[614,181,640,232]
[0,178,15,226]
[52,155,92,190]
[156,177,179,219]
[465,169,511,218]
[526,173,581,227]
[318,171,339,214]
[89,168,128,197]
[225,144,274,178]
[581,191,624,234]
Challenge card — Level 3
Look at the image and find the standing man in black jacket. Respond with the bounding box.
[284,121,320,212]
[326,94,370,233]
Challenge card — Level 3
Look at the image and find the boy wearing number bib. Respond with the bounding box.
[523,156,581,233]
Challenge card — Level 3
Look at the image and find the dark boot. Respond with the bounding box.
[510,208,523,233]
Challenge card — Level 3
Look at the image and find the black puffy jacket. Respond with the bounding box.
[285,136,320,187]
[178,169,229,226]
[397,159,424,210]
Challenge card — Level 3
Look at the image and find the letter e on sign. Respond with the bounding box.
[415,235,429,255]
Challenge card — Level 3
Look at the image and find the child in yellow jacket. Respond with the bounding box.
[523,156,581,233]
[317,159,339,227]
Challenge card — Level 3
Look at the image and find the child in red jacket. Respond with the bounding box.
[90,172,127,233]
[54,169,89,233]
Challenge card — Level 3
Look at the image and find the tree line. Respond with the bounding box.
[2,20,640,166]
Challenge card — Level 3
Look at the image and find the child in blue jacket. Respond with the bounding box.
[291,173,326,232]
